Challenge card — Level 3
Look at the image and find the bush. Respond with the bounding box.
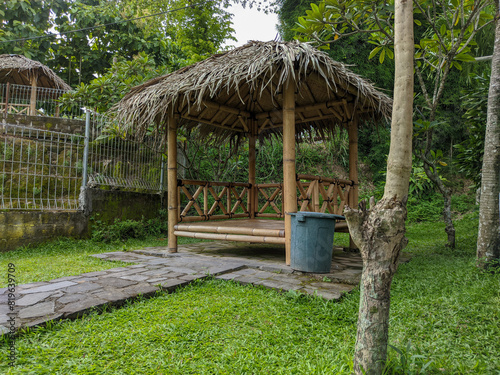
[91,209,168,243]
[406,194,443,223]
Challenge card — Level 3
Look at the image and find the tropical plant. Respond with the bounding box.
[454,71,490,186]
[295,0,495,248]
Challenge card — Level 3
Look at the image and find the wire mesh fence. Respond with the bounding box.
[0,83,84,119]
[0,103,167,211]
[87,112,166,192]
[0,123,85,210]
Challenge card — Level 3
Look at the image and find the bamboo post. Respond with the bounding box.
[29,74,38,116]
[203,184,208,216]
[348,113,359,250]
[168,114,178,253]
[4,82,10,115]
[283,78,296,265]
[248,119,257,218]
[312,179,320,212]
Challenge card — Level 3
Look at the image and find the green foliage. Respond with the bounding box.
[0,0,235,85]
[1,218,499,373]
[384,342,434,375]
[60,52,171,114]
[91,209,169,243]
[454,72,489,186]
[358,125,390,183]
[181,130,351,185]
[406,194,444,223]
[276,0,314,41]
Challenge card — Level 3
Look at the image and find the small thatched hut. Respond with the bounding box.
[0,54,71,116]
[0,54,71,89]
[114,40,392,265]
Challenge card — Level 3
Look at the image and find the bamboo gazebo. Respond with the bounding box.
[0,54,71,116]
[114,41,392,265]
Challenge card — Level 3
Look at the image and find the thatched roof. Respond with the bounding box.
[113,40,392,142]
[0,54,71,90]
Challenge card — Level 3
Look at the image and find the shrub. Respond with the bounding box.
[91,209,168,243]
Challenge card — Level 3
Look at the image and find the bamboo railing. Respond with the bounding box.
[177,179,251,222]
[177,174,354,222]
[253,174,353,217]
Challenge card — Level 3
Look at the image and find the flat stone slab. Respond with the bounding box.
[16,292,54,307]
[0,241,386,334]
[19,301,55,319]
[18,281,78,294]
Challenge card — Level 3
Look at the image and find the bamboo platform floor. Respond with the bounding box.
[174,218,348,245]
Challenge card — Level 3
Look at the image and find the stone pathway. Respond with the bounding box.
[0,241,377,335]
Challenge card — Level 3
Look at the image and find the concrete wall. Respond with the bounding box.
[0,211,89,252]
[2,114,86,134]
[0,189,166,252]
[86,188,166,224]
[1,115,166,252]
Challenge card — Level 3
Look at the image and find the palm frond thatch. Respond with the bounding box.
[113,40,392,142]
[0,54,71,90]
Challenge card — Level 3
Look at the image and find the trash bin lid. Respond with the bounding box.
[288,211,345,220]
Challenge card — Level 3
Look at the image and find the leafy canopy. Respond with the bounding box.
[0,0,236,85]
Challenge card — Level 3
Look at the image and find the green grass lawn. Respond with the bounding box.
[1,215,499,374]
[0,236,202,288]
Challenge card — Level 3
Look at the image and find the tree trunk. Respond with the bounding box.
[347,0,414,373]
[477,7,500,268]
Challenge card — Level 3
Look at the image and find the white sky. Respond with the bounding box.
[223,4,279,48]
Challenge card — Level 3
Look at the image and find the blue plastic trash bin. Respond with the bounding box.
[289,212,345,273]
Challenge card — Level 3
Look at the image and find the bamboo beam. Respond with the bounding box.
[297,174,353,186]
[202,99,251,117]
[348,114,359,249]
[255,99,344,120]
[181,113,245,132]
[173,231,286,244]
[168,114,178,253]
[283,78,296,266]
[29,74,38,116]
[256,213,283,218]
[174,223,285,237]
[178,213,249,222]
[179,179,250,188]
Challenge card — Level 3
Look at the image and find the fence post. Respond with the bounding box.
[160,153,166,192]
[79,109,91,212]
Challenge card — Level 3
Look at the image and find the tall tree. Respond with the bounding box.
[344,0,414,372]
[0,0,235,84]
[477,0,500,267]
[295,0,494,247]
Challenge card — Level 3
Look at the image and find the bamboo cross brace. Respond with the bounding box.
[319,182,336,214]
[181,185,204,217]
[208,186,228,215]
[258,187,282,214]
[230,187,248,214]
[258,118,270,133]
[330,184,340,214]
[336,185,350,214]
[327,104,344,121]
[296,180,312,211]
[304,180,318,211]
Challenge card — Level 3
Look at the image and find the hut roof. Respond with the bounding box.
[0,54,71,90]
[113,40,392,141]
